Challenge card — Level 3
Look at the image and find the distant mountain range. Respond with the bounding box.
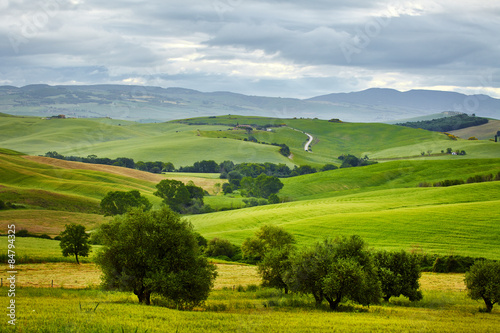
[0,84,498,123]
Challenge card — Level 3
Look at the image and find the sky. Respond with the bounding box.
[1,0,499,98]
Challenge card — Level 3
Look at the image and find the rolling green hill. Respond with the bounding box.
[1,114,499,260]
[188,174,500,259]
[1,114,499,169]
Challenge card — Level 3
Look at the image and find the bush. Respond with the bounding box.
[205,238,239,259]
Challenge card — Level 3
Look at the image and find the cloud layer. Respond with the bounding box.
[1,0,499,98]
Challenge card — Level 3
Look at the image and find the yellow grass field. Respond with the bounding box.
[2,262,464,292]
[2,263,261,290]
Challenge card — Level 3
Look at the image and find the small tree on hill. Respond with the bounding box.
[100,190,152,216]
[465,260,500,312]
[59,223,91,264]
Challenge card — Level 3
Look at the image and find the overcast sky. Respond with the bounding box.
[1,0,499,98]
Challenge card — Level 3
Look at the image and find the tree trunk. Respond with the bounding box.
[313,293,323,307]
[75,253,80,265]
[325,295,341,311]
[135,286,151,305]
[483,297,493,313]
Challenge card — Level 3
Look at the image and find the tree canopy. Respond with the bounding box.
[59,223,91,264]
[100,190,152,216]
[242,225,296,293]
[95,207,217,308]
[286,236,382,310]
[154,179,205,213]
[465,260,500,312]
[375,250,423,302]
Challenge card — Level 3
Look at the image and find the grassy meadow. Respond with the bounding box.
[1,114,500,331]
[1,280,499,332]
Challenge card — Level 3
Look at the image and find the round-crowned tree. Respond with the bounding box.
[59,223,91,264]
[95,207,217,309]
[465,260,500,312]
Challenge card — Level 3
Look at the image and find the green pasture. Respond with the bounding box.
[1,114,498,169]
[280,158,500,200]
[189,181,500,259]
[0,153,160,204]
[0,237,100,263]
[1,287,499,332]
[0,115,291,166]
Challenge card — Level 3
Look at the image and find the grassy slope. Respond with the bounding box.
[449,119,500,140]
[183,115,500,165]
[189,159,500,259]
[1,114,498,168]
[0,115,291,166]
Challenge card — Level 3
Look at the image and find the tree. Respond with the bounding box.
[154,179,204,213]
[59,223,91,264]
[287,236,381,310]
[242,225,296,293]
[240,174,283,199]
[321,164,338,172]
[95,207,217,308]
[465,260,500,312]
[268,193,280,204]
[100,190,152,216]
[375,250,423,302]
[222,183,233,195]
[204,238,237,259]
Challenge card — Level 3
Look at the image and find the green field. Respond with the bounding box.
[1,285,499,332]
[2,114,499,170]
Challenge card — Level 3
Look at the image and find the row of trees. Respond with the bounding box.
[241,227,421,310]
[240,225,500,312]
[418,172,500,188]
[397,114,489,132]
[58,216,500,312]
[100,180,209,215]
[44,152,174,174]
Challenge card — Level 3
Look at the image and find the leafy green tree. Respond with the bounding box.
[222,183,233,195]
[95,207,217,308]
[465,260,500,312]
[375,250,423,302]
[204,238,238,259]
[268,193,280,204]
[291,165,317,176]
[163,162,175,172]
[321,164,338,172]
[242,225,296,293]
[154,179,204,213]
[241,174,283,198]
[287,236,381,310]
[100,190,152,216]
[59,223,91,264]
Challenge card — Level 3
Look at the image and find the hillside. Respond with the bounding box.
[188,159,500,259]
[1,114,499,170]
[0,152,215,235]
[1,114,499,258]
[450,119,500,140]
[1,84,500,123]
